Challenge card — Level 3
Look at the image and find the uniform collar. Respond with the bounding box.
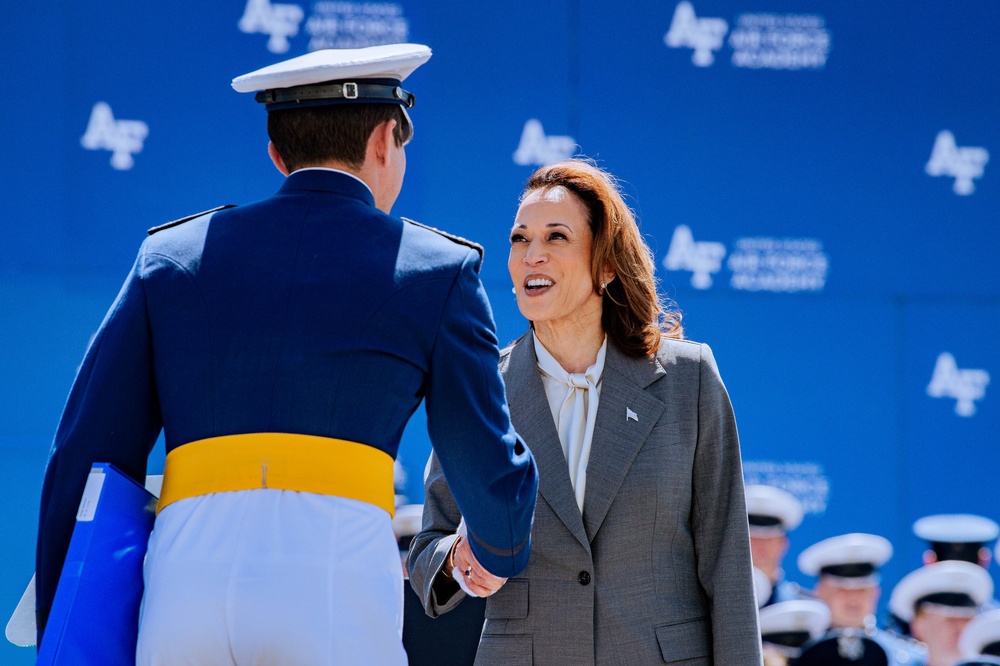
[278,168,376,207]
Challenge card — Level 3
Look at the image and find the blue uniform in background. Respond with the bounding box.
[36,168,538,637]
[766,577,812,606]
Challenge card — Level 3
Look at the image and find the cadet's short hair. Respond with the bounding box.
[267,104,412,172]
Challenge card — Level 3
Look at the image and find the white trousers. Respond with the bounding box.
[136,490,406,665]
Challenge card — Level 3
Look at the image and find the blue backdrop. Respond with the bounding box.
[3,1,997,661]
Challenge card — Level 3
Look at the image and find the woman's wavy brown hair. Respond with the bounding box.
[522,159,683,357]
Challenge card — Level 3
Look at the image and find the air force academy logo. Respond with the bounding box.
[239,0,305,54]
[664,1,728,67]
[80,102,149,171]
[927,352,990,417]
[512,119,577,167]
[663,225,726,289]
[925,130,989,195]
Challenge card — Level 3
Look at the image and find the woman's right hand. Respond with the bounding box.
[447,534,507,597]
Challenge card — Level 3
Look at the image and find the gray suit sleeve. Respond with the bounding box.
[406,451,469,617]
[691,344,764,664]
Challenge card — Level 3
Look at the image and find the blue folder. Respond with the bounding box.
[37,463,157,665]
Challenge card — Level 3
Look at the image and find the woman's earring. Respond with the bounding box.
[600,281,606,293]
[511,287,517,295]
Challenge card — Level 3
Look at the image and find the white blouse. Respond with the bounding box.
[533,335,608,513]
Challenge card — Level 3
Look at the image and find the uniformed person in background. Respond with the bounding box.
[914,514,999,569]
[886,513,1000,637]
[746,484,811,606]
[799,533,892,632]
[759,599,830,665]
[35,43,538,665]
[798,532,927,665]
[795,631,891,666]
[890,561,995,666]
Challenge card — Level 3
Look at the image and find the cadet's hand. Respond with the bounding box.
[448,535,507,597]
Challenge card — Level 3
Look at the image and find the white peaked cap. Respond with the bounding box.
[759,599,831,642]
[798,533,893,578]
[914,514,1000,544]
[232,43,432,92]
[746,484,804,534]
[889,560,994,623]
[960,608,1000,658]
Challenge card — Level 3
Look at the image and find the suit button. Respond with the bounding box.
[578,571,591,585]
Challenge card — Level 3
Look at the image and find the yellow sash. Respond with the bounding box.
[157,433,395,517]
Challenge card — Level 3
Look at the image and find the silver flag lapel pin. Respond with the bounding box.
[626,408,638,422]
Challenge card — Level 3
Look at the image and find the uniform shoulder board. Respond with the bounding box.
[401,217,484,268]
[147,204,237,235]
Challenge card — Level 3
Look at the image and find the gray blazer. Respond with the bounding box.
[408,332,763,665]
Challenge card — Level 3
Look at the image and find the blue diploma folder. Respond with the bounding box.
[37,463,157,665]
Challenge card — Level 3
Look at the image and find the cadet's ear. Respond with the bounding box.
[268,141,290,176]
[370,119,397,164]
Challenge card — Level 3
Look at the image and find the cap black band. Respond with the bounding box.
[931,541,984,564]
[762,630,812,649]
[915,591,977,609]
[819,562,876,578]
[256,78,415,111]
[984,641,1000,657]
[749,515,784,528]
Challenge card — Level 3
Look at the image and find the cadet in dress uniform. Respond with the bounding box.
[890,561,995,666]
[758,599,830,664]
[795,631,892,666]
[35,43,537,665]
[914,514,1000,569]
[886,514,1000,638]
[799,533,928,666]
[746,484,810,606]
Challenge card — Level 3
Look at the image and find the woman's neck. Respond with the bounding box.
[534,319,606,374]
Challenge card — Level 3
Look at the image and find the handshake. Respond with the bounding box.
[444,520,508,598]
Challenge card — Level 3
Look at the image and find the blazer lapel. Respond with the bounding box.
[582,343,667,542]
[503,332,590,551]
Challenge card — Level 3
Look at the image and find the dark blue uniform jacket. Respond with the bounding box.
[36,169,537,631]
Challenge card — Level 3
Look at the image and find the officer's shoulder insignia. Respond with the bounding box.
[401,217,484,266]
[147,204,237,235]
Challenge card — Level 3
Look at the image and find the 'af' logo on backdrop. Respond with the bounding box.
[927,352,990,417]
[80,102,149,171]
[662,225,726,289]
[664,2,728,67]
[925,130,989,195]
[239,0,305,53]
[664,4,831,70]
[512,119,577,167]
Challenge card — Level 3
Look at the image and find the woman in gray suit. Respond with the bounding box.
[408,159,762,665]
